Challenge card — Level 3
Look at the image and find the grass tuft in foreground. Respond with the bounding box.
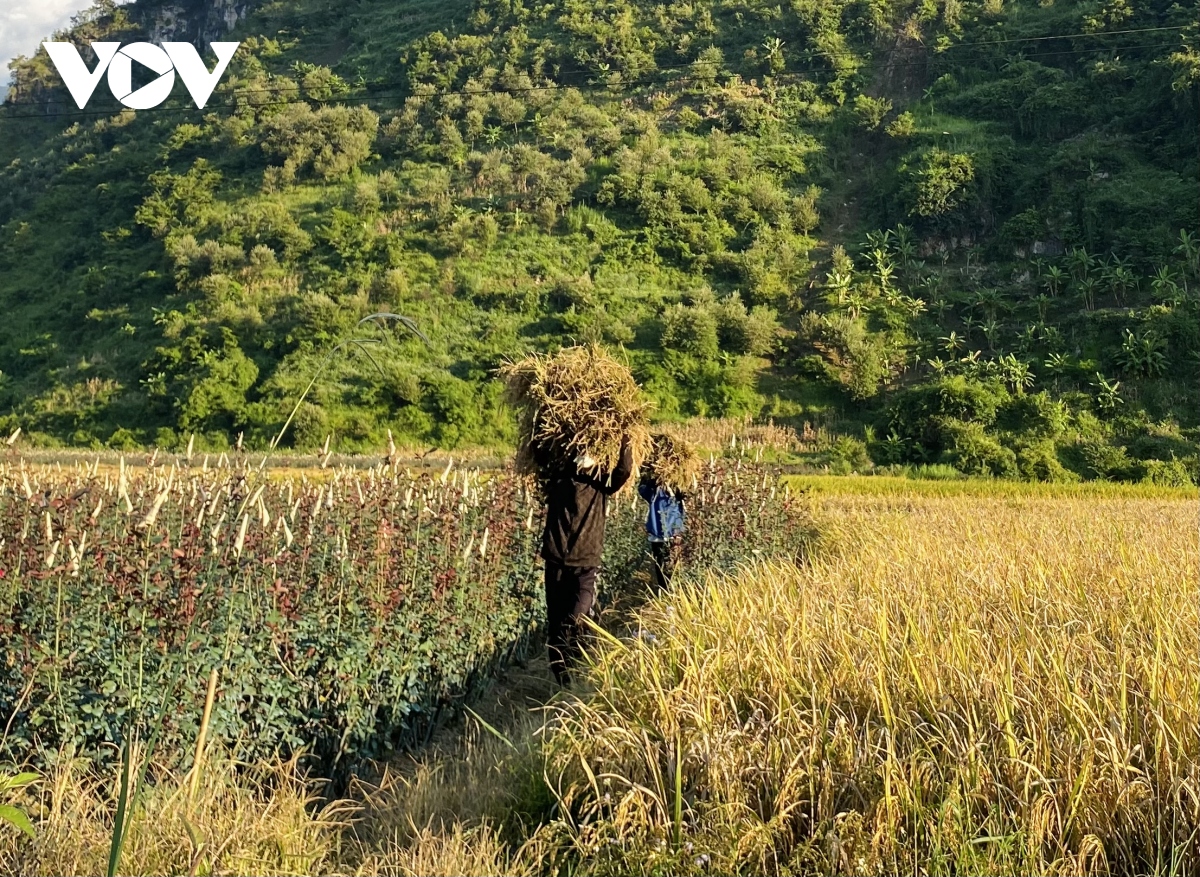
[0,753,347,877]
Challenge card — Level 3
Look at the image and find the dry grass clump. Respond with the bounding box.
[539,494,1200,876]
[343,693,554,861]
[643,432,702,493]
[665,415,809,453]
[0,686,556,877]
[352,822,528,877]
[0,752,347,877]
[498,345,652,479]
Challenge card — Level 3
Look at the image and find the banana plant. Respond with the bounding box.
[1104,263,1136,307]
[1045,352,1072,391]
[1078,276,1100,312]
[940,331,965,354]
[761,36,786,73]
[1174,229,1199,278]
[1039,324,1063,351]
[1066,247,1094,283]
[876,260,896,291]
[972,287,1003,320]
[999,353,1034,394]
[845,290,869,320]
[1016,323,1039,354]
[1116,328,1167,378]
[1092,372,1124,412]
[1150,266,1182,306]
[1043,264,1066,298]
[825,271,853,305]
[981,319,1000,351]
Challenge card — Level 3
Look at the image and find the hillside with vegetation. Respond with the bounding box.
[1,0,1197,482]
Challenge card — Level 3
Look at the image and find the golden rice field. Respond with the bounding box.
[541,492,1199,875]
[1,477,1196,876]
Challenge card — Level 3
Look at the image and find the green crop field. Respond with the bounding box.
[0,452,810,776]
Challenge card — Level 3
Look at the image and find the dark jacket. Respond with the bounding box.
[538,438,634,567]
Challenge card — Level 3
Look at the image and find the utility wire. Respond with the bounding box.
[7,21,1189,110]
[26,21,1200,86]
[920,22,1192,47]
[0,35,1185,123]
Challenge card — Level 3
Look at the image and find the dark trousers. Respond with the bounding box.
[649,540,673,593]
[544,562,599,686]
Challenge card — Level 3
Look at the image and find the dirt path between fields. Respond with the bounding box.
[352,555,660,803]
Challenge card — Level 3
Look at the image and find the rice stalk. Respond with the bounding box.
[498,344,652,481]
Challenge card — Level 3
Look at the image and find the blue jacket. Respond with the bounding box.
[638,480,685,542]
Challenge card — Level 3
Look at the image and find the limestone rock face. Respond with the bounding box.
[4,0,258,111]
[136,0,259,48]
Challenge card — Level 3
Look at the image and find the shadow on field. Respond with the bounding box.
[339,556,664,860]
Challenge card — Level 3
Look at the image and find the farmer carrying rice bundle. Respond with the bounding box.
[499,344,652,687]
[638,432,699,593]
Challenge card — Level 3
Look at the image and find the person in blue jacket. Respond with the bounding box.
[638,471,686,593]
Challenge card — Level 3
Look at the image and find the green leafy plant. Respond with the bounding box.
[1116,329,1168,378]
[1092,373,1124,412]
[0,771,38,839]
[0,458,809,782]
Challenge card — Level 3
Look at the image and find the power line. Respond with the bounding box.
[251,23,1199,99]
[6,22,1189,111]
[0,37,1184,123]
[923,23,1192,48]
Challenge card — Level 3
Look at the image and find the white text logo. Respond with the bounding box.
[42,42,240,110]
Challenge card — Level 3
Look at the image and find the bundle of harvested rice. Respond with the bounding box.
[499,344,652,479]
[643,431,702,494]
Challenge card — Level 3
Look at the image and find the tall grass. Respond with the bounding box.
[538,494,1200,875]
[0,752,348,876]
[0,706,551,876]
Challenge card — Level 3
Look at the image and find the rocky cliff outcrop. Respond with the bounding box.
[132,0,260,48]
